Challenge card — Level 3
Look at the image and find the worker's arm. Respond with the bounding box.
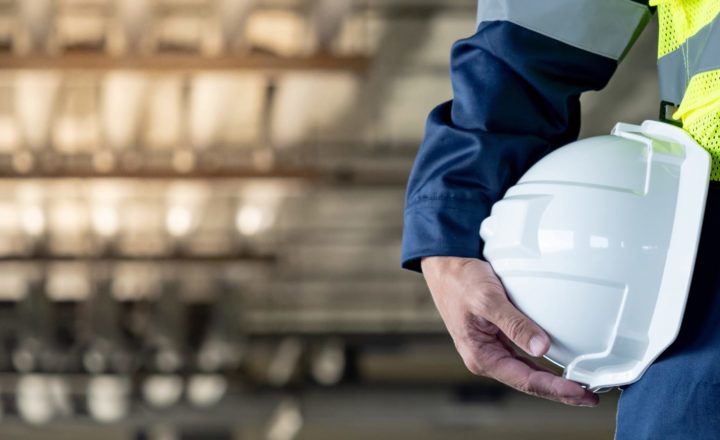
[403,0,653,406]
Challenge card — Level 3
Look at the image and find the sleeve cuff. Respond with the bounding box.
[401,197,491,273]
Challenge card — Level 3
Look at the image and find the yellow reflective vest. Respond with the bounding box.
[652,0,720,179]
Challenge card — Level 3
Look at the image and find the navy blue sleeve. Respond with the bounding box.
[401,21,618,272]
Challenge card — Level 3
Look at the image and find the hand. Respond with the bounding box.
[421,256,599,407]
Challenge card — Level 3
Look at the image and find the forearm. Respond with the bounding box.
[402,20,624,272]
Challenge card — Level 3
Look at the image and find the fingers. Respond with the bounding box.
[421,256,598,407]
[459,329,598,407]
[474,288,550,358]
[490,354,599,407]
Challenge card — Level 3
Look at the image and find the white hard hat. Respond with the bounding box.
[479,121,711,392]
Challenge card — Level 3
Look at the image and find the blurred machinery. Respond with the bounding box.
[0,0,647,439]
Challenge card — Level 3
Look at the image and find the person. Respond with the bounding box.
[401,1,720,437]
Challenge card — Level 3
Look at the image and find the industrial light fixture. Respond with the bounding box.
[235,203,275,236]
[92,204,120,238]
[166,205,194,238]
[87,375,130,423]
[142,374,184,409]
[20,205,45,237]
[186,374,227,408]
[17,374,54,425]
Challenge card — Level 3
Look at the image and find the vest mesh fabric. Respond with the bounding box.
[674,71,720,181]
[652,0,720,180]
[651,0,720,57]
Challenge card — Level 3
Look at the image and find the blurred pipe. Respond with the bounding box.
[52,80,102,154]
[0,116,21,151]
[244,10,311,58]
[197,283,245,372]
[14,73,62,151]
[197,337,243,372]
[0,202,20,244]
[47,377,72,417]
[188,75,229,150]
[13,280,51,373]
[101,73,148,151]
[82,279,133,374]
[267,337,304,387]
[217,0,258,53]
[266,398,303,440]
[147,280,185,374]
[140,282,187,403]
[109,0,153,55]
[310,0,353,52]
[15,0,55,54]
[270,74,359,147]
[145,77,184,150]
[310,338,346,386]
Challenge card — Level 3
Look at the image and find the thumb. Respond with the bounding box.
[483,295,550,357]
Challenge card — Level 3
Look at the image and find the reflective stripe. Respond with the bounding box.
[658,50,687,105]
[658,13,720,104]
[476,0,651,61]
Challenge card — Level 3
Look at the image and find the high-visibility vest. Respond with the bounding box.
[652,0,720,180]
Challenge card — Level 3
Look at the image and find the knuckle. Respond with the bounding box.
[503,314,529,342]
[475,275,505,296]
[463,358,485,376]
[516,378,540,397]
[473,296,491,315]
[514,380,530,394]
[458,349,488,376]
[474,292,499,316]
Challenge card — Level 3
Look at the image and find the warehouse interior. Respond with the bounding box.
[0,0,659,439]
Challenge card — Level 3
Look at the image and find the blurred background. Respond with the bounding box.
[0,1,658,439]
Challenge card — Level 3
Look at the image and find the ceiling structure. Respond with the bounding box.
[0,1,657,438]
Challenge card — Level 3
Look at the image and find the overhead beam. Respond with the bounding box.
[0,52,370,72]
[0,150,413,184]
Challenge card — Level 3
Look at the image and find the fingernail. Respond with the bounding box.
[568,397,599,407]
[564,386,587,399]
[529,336,546,357]
[568,396,598,407]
